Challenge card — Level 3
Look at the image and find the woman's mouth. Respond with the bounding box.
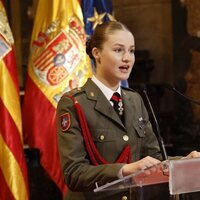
[119,65,130,73]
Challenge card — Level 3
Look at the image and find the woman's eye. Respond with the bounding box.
[114,48,122,53]
[130,49,135,54]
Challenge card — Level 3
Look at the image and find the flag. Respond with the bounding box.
[81,0,114,36]
[22,0,92,194]
[0,1,29,200]
[81,0,129,87]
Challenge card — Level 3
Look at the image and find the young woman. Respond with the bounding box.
[56,21,200,200]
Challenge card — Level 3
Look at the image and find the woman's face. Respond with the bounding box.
[93,29,135,88]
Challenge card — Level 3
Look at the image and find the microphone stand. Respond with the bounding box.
[163,84,200,200]
[164,84,200,106]
[142,86,168,161]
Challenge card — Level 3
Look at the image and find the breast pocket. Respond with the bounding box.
[90,129,125,162]
[132,119,149,160]
[135,126,146,138]
[134,117,148,138]
[91,129,115,142]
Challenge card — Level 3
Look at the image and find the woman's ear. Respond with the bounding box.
[92,47,101,64]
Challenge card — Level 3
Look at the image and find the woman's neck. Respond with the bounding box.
[94,75,119,91]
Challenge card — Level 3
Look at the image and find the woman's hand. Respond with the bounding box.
[184,150,200,159]
[122,156,161,177]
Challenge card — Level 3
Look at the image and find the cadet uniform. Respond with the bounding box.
[56,78,162,200]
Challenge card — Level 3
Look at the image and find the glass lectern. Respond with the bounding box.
[94,158,200,199]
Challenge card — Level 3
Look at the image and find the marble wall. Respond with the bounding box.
[112,0,173,84]
[112,1,200,158]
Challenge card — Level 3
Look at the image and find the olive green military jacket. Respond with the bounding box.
[56,79,162,200]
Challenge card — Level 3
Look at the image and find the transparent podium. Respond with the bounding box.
[94,158,200,199]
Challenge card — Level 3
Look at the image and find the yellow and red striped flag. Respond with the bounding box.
[22,0,92,194]
[0,1,29,200]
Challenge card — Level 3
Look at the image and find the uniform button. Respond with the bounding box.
[90,92,94,97]
[122,196,128,200]
[123,135,129,141]
[99,135,105,141]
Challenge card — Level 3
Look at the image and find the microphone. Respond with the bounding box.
[164,84,200,106]
[142,85,168,161]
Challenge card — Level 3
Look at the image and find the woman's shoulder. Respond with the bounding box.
[122,86,140,96]
[122,86,144,105]
[58,87,85,105]
[64,87,84,97]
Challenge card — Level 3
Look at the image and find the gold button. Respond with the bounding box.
[122,196,128,200]
[99,135,105,141]
[123,135,129,141]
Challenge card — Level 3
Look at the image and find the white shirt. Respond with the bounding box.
[91,75,121,104]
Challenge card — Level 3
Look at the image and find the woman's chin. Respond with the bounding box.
[119,74,131,81]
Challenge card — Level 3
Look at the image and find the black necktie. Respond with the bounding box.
[110,92,124,120]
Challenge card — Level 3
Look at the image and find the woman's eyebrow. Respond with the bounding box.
[113,43,135,48]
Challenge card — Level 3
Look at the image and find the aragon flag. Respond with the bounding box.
[0,1,29,200]
[22,0,92,194]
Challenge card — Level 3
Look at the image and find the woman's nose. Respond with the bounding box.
[122,51,134,62]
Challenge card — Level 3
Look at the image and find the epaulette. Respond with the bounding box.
[121,86,137,93]
[62,87,85,99]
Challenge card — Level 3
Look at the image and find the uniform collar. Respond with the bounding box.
[91,75,121,101]
[83,79,133,130]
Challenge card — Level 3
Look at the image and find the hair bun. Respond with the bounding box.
[86,38,94,59]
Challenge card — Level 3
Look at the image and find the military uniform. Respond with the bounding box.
[56,78,162,200]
